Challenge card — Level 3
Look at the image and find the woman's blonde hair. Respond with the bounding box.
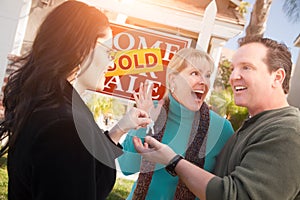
[165,48,214,97]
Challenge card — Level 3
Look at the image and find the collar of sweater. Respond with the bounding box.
[168,93,195,121]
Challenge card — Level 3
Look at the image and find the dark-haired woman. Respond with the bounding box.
[0,1,150,200]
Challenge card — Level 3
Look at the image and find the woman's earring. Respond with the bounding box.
[171,87,175,93]
[74,65,81,79]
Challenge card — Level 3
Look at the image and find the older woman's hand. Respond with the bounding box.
[134,82,163,121]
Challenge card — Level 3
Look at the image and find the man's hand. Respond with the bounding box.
[133,136,176,165]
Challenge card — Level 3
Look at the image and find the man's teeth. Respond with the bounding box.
[235,86,247,91]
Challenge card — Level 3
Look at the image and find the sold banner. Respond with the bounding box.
[98,23,192,101]
[105,48,163,77]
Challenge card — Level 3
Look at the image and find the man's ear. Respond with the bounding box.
[273,68,286,87]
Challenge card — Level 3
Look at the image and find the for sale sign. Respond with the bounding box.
[99,23,192,101]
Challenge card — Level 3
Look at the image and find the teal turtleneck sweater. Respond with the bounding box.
[118,94,234,200]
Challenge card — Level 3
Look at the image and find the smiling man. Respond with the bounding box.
[133,37,300,200]
[230,37,291,117]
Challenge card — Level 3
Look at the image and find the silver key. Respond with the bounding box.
[146,120,155,135]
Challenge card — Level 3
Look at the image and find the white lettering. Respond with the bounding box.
[114,32,135,50]
[163,43,180,61]
[104,76,124,91]
[126,75,139,93]
[145,80,162,99]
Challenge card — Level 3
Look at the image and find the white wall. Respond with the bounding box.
[288,50,300,109]
[0,0,31,90]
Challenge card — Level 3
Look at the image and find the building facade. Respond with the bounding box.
[288,34,300,109]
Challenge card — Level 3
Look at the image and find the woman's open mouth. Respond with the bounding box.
[193,89,205,100]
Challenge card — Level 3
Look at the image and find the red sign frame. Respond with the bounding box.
[99,23,192,101]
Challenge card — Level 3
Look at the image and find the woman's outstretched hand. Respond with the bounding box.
[118,107,151,132]
[109,107,151,144]
[133,82,163,121]
[133,136,176,165]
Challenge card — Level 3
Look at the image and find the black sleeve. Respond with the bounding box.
[103,130,123,150]
[31,119,115,200]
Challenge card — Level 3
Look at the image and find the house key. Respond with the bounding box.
[146,119,155,135]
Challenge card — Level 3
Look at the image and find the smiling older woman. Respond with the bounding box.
[118,48,234,200]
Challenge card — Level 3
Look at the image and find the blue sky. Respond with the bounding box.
[225,0,300,64]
